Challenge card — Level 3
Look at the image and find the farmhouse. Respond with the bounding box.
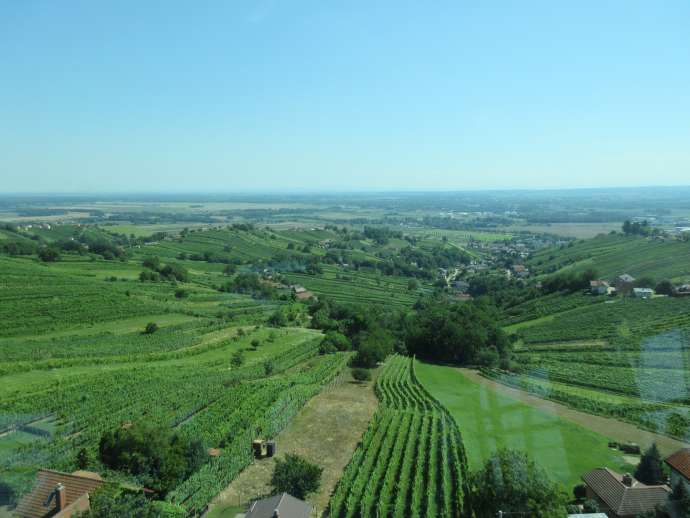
[590,280,610,295]
[245,492,313,518]
[665,448,690,493]
[581,468,670,518]
[15,469,105,518]
[291,284,316,301]
[633,288,654,299]
[616,274,636,296]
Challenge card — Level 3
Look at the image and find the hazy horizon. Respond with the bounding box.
[2,1,689,192]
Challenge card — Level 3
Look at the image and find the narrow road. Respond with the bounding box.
[459,368,689,456]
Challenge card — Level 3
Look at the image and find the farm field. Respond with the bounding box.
[506,222,621,239]
[328,356,468,518]
[415,362,631,488]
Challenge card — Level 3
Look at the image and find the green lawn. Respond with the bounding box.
[415,362,631,489]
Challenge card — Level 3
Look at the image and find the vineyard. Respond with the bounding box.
[528,233,690,281]
[514,296,690,344]
[0,326,349,513]
[328,356,469,518]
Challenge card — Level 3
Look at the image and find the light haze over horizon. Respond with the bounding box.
[2,1,689,193]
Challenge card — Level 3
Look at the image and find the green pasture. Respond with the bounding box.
[415,362,630,488]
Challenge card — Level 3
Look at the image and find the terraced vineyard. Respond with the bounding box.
[328,356,468,518]
[516,296,690,344]
[285,265,425,307]
[528,233,690,281]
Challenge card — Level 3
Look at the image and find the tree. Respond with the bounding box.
[321,331,351,352]
[351,367,371,382]
[635,443,664,485]
[38,247,60,262]
[223,263,236,276]
[655,280,674,296]
[407,278,420,291]
[231,350,244,367]
[671,482,690,518]
[573,483,587,501]
[468,449,567,518]
[76,448,90,469]
[353,327,394,368]
[98,423,205,495]
[405,301,508,365]
[251,338,261,349]
[142,256,160,270]
[268,310,288,327]
[271,454,323,500]
[144,322,158,334]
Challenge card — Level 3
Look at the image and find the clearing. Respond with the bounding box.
[207,368,379,517]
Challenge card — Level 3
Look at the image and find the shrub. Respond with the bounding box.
[144,322,159,334]
[38,247,60,262]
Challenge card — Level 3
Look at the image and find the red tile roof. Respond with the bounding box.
[582,468,670,517]
[15,469,104,518]
[665,448,690,481]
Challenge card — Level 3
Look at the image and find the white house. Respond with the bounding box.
[633,288,653,299]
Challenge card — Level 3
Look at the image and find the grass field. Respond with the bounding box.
[415,362,630,488]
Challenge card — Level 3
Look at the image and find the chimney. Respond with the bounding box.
[622,473,633,487]
[56,483,67,510]
[273,509,280,518]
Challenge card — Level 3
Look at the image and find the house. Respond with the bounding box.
[633,288,654,299]
[15,469,105,518]
[512,264,529,278]
[616,274,636,296]
[245,492,313,518]
[590,280,610,295]
[665,448,690,493]
[581,468,670,518]
[675,284,690,297]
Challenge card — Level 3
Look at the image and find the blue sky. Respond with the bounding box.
[1,1,689,192]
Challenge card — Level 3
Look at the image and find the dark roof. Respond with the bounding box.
[15,469,104,518]
[666,448,690,481]
[582,468,669,517]
[245,493,312,518]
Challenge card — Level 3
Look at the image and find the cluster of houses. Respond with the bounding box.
[589,274,690,299]
[572,448,690,518]
[588,274,646,298]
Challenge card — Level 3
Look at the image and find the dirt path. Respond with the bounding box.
[459,368,689,456]
[207,369,379,517]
